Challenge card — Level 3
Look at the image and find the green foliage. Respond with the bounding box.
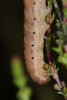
[48,0,53,8]
[11,60,28,88]
[51,13,56,23]
[54,84,61,91]
[52,1,67,69]
[56,22,67,44]
[46,35,51,51]
[45,12,55,24]
[11,56,32,100]
[46,1,67,99]
[54,82,67,99]
[17,87,32,100]
[45,64,51,72]
[58,53,67,65]
[52,45,62,54]
[62,7,67,18]
[53,44,67,67]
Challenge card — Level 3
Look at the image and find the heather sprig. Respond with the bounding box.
[45,0,67,99]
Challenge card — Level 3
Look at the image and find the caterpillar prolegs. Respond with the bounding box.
[24,0,51,84]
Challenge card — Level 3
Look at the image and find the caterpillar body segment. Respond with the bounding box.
[24,0,50,84]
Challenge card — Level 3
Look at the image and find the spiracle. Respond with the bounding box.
[24,0,50,85]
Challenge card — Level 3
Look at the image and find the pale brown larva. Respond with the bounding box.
[24,0,51,85]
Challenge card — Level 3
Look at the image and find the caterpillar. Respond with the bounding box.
[24,0,51,85]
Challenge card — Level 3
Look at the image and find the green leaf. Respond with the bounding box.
[48,0,53,8]
[17,87,32,100]
[45,64,51,72]
[58,53,67,65]
[51,12,55,23]
[62,8,67,18]
[11,61,24,77]
[13,76,28,88]
[52,45,62,54]
[56,68,59,74]
[58,92,63,95]
[54,84,61,91]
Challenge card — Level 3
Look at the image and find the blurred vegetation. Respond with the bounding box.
[11,56,32,100]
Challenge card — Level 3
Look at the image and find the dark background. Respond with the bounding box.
[0,0,67,100]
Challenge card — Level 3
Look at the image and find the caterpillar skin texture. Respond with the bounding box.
[24,0,50,85]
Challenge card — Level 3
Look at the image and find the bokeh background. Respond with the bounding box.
[0,0,67,100]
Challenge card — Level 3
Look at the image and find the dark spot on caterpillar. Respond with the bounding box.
[34,18,36,20]
[32,44,34,46]
[32,57,34,59]
[33,2,36,4]
[33,32,35,34]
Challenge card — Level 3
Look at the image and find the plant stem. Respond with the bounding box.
[45,1,67,99]
[46,28,62,89]
[52,0,63,22]
[46,1,62,89]
[47,50,62,89]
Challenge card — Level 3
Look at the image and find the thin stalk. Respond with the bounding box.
[46,29,62,89]
[52,0,63,22]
